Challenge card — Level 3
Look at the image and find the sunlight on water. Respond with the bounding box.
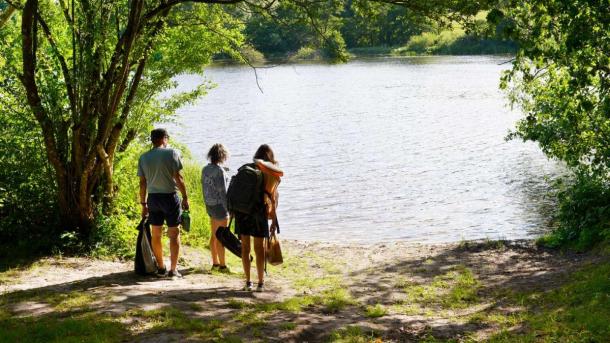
[168,56,562,243]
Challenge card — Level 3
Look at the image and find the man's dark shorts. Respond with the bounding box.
[148,193,182,227]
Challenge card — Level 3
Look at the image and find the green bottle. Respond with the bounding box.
[181,210,191,232]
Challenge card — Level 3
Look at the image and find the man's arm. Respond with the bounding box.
[174,171,189,210]
[139,176,148,217]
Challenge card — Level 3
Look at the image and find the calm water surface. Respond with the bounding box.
[169,56,561,243]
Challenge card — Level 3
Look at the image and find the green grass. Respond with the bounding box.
[487,262,610,342]
[394,265,480,314]
[0,311,127,343]
[328,326,380,343]
[126,306,236,341]
[364,303,387,318]
[279,322,297,331]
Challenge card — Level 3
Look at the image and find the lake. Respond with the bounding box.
[169,56,561,243]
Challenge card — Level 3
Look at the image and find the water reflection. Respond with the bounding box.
[169,56,562,243]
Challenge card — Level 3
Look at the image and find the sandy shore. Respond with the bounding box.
[0,239,603,342]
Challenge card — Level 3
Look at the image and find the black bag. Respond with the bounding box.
[135,218,158,275]
[215,218,253,261]
[216,226,242,258]
[227,163,264,215]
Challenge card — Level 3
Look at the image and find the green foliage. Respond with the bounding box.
[340,0,428,49]
[393,23,516,56]
[89,142,211,258]
[0,17,60,255]
[502,0,610,248]
[538,175,610,251]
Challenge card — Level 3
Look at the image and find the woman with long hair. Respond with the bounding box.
[236,144,282,292]
[202,143,230,271]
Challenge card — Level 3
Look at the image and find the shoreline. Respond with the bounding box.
[1,238,605,341]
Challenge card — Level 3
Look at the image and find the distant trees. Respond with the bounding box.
[0,0,494,245]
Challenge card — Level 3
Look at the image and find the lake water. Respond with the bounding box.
[169,56,561,243]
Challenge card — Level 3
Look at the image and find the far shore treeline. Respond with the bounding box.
[0,0,609,258]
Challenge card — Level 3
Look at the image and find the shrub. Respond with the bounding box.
[539,174,610,251]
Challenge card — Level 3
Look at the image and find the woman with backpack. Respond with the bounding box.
[236,144,282,292]
[202,143,231,271]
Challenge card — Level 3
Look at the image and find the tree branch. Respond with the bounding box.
[19,0,67,179]
[37,12,77,119]
[144,0,244,21]
[0,3,17,28]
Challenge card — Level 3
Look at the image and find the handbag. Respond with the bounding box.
[266,233,283,265]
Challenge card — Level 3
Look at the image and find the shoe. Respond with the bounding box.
[156,267,167,278]
[256,282,264,292]
[243,281,253,291]
[211,264,220,270]
[218,265,230,273]
[168,269,183,279]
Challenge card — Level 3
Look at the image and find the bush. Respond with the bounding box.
[539,174,610,251]
[392,28,517,56]
[289,46,323,61]
[89,142,211,259]
[0,102,61,258]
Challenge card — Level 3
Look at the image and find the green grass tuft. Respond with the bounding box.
[364,303,387,318]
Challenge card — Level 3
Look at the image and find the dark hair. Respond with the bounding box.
[253,144,277,164]
[151,128,169,145]
[207,143,229,164]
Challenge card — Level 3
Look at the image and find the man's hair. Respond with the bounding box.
[254,144,277,164]
[207,143,229,164]
[151,128,169,145]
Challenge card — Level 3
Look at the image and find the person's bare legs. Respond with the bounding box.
[151,226,165,270]
[212,217,228,267]
[253,237,265,284]
[209,217,219,266]
[241,235,251,283]
[167,227,180,272]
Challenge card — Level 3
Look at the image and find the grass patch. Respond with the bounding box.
[279,321,297,331]
[321,288,356,313]
[364,303,387,318]
[126,306,232,341]
[488,262,610,342]
[0,312,127,343]
[0,289,99,313]
[397,265,480,313]
[45,291,98,312]
[328,326,380,343]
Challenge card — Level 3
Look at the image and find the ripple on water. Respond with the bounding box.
[168,56,563,243]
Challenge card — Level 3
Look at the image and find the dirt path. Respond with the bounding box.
[0,240,603,342]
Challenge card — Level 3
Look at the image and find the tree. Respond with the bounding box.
[1,0,493,243]
[1,0,246,239]
[499,1,610,176]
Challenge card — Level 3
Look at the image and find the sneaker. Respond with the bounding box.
[256,282,264,292]
[168,269,183,279]
[211,264,220,270]
[243,281,253,291]
[156,267,167,278]
[218,265,230,273]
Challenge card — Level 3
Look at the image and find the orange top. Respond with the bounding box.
[254,159,283,219]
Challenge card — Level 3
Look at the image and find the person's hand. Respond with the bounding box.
[141,203,148,218]
[182,197,190,210]
[270,220,279,235]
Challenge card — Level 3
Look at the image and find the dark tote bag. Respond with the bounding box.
[215,217,253,261]
[135,218,158,275]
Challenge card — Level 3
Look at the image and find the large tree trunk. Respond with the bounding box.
[55,168,98,240]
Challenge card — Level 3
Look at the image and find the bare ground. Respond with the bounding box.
[0,239,604,342]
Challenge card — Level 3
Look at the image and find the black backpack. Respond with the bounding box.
[227,163,264,215]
